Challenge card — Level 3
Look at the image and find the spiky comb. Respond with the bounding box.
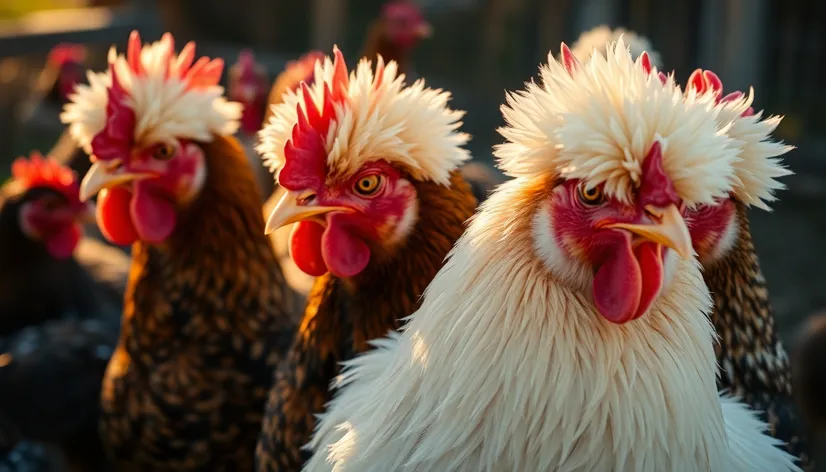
[229,49,267,83]
[496,39,749,208]
[257,46,470,187]
[47,43,86,67]
[683,69,792,210]
[11,152,80,204]
[60,30,242,156]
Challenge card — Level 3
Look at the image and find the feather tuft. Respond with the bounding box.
[257,47,470,186]
[60,30,242,154]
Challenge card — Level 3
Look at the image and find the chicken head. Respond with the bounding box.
[62,31,242,246]
[9,153,94,259]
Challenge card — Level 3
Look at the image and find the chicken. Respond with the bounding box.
[304,40,799,471]
[253,46,475,471]
[569,25,662,67]
[228,49,272,194]
[0,153,106,334]
[680,68,812,467]
[361,0,432,80]
[37,44,88,108]
[0,154,126,471]
[60,31,298,470]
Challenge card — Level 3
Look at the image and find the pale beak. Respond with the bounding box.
[416,22,433,38]
[601,204,693,259]
[264,190,352,235]
[79,161,151,202]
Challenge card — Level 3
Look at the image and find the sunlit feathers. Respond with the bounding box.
[60,30,242,155]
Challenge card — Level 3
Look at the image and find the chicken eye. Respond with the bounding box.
[354,175,382,196]
[577,183,604,205]
[152,143,176,161]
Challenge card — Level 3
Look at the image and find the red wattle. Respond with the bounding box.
[632,242,664,320]
[592,238,642,324]
[322,214,371,278]
[290,221,329,277]
[131,184,177,244]
[97,186,139,245]
[45,224,81,259]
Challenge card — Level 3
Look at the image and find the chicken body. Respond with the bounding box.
[305,41,798,471]
[256,173,475,470]
[254,47,474,470]
[60,32,299,470]
[98,136,295,471]
[702,203,811,464]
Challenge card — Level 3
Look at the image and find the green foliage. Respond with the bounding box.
[0,0,77,20]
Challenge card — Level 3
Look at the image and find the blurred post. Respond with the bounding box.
[311,0,347,51]
[574,0,619,34]
[720,0,766,94]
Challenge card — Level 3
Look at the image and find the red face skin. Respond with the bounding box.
[285,160,417,278]
[94,140,205,246]
[382,1,432,50]
[545,142,688,324]
[19,191,91,259]
[685,198,737,264]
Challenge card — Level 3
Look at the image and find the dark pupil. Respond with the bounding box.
[361,179,370,189]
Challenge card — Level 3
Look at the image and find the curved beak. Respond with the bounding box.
[265,190,352,235]
[79,161,151,202]
[600,204,693,259]
[416,21,433,38]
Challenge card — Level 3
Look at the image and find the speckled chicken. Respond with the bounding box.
[60,31,298,470]
[253,47,476,471]
[0,154,127,472]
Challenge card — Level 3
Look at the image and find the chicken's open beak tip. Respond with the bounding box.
[603,203,693,260]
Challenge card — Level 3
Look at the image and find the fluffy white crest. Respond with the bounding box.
[708,90,793,210]
[570,25,663,68]
[60,34,242,153]
[496,38,742,208]
[257,49,471,185]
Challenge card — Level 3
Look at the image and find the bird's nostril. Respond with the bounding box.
[297,192,317,206]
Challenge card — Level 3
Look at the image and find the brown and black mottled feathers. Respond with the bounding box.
[99,136,299,471]
[706,203,812,468]
[255,171,478,471]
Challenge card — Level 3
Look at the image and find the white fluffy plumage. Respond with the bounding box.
[304,40,800,472]
[570,25,663,69]
[60,33,242,154]
[256,47,471,186]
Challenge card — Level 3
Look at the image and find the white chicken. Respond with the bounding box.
[303,39,799,472]
[570,25,662,68]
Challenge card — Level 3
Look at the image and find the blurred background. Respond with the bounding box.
[0,0,824,346]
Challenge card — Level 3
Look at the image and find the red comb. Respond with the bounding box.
[279,47,352,190]
[47,43,86,67]
[686,68,754,117]
[11,152,80,204]
[560,42,580,75]
[90,65,136,163]
[638,141,680,208]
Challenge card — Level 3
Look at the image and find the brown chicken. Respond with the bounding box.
[60,31,297,470]
[681,69,810,467]
[253,47,476,471]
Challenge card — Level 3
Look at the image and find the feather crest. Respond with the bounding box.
[496,38,743,208]
[257,46,470,185]
[60,30,242,154]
